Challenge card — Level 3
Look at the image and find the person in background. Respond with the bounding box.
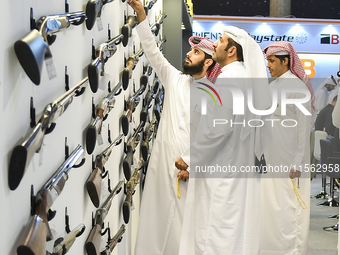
[261,41,314,255]
[315,95,337,135]
[314,75,337,113]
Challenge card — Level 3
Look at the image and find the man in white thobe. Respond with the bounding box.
[314,76,337,113]
[177,26,272,255]
[261,41,314,255]
[127,1,221,254]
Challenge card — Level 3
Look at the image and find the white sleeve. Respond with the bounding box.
[136,19,180,88]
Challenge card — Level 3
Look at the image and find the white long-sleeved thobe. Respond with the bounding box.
[134,19,206,255]
[261,70,311,255]
[179,61,263,255]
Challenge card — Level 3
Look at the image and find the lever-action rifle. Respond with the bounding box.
[144,0,157,15]
[121,84,146,136]
[85,180,124,255]
[123,121,144,180]
[14,11,87,85]
[47,223,86,255]
[85,0,116,30]
[121,15,138,47]
[88,34,124,93]
[140,76,159,123]
[101,224,126,255]
[150,13,167,36]
[86,81,124,154]
[122,159,144,223]
[8,77,88,191]
[86,133,123,207]
[16,145,84,255]
[122,47,144,89]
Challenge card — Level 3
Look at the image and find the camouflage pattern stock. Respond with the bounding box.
[121,84,145,136]
[85,180,124,255]
[14,12,86,85]
[16,145,84,255]
[85,0,116,30]
[86,134,124,207]
[140,76,159,123]
[122,48,144,89]
[144,0,157,15]
[150,13,167,36]
[101,224,126,255]
[88,34,124,92]
[86,82,123,154]
[8,78,88,191]
[121,15,138,47]
[123,160,143,224]
[123,121,144,180]
[50,223,86,255]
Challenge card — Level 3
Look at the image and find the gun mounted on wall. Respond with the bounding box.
[121,14,138,47]
[150,13,167,36]
[122,159,144,223]
[144,0,157,16]
[140,75,159,123]
[122,46,144,89]
[85,180,124,255]
[8,77,88,191]
[86,81,124,154]
[14,9,86,85]
[101,224,126,255]
[85,0,117,30]
[86,133,123,207]
[121,84,146,136]
[123,121,145,180]
[88,34,124,93]
[16,145,84,255]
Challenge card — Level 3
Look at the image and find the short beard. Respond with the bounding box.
[181,58,205,76]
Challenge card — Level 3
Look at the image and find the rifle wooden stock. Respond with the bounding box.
[144,0,157,15]
[8,78,88,190]
[140,77,159,123]
[123,145,134,181]
[17,215,47,255]
[121,15,138,47]
[121,109,132,136]
[88,35,123,92]
[85,0,116,30]
[86,180,123,255]
[14,12,86,85]
[85,224,102,255]
[122,193,132,224]
[140,65,153,86]
[88,58,103,93]
[17,146,84,254]
[86,167,103,208]
[122,57,135,89]
[86,115,102,155]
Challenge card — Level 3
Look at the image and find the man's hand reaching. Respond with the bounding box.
[128,0,147,23]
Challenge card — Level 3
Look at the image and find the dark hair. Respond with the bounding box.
[225,37,244,62]
[203,52,217,71]
[274,54,290,67]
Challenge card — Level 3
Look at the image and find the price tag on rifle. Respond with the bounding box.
[45,58,57,80]
[97,133,104,146]
[96,17,103,31]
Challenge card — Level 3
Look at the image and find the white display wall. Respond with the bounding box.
[0,0,163,254]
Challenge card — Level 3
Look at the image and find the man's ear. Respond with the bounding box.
[205,58,213,68]
[283,57,289,66]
